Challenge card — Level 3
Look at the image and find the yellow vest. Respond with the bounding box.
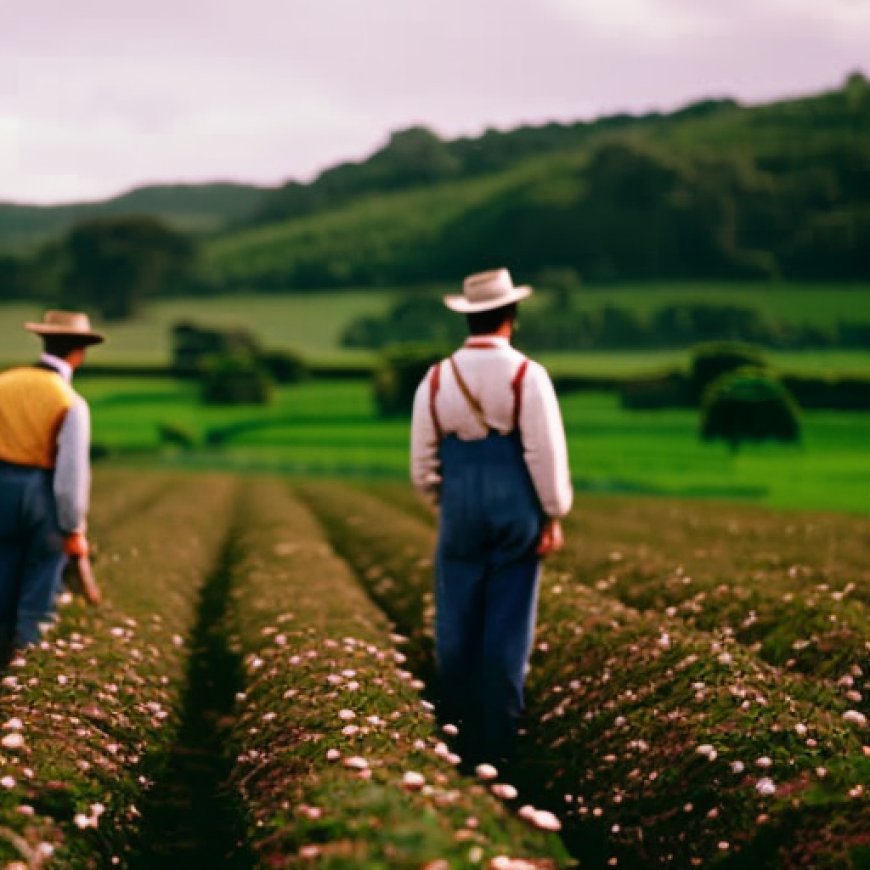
[0,367,77,469]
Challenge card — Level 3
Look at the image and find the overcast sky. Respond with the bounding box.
[2,0,868,205]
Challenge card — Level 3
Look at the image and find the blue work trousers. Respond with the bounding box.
[0,463,65,650]
[435,431,542,767]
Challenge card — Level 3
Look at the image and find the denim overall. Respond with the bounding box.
[433,357,543,766]
[0,461,65,649]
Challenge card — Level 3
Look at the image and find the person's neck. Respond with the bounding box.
[470,323,513,342]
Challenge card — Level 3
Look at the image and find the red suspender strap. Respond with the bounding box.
[429,362,443,439]
[511,358,529,431]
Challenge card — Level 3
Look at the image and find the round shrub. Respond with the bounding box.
[700,367,801,451]
[200,353,273,405]
[689,342,767,404]
[373,344,445,417]
[259,348,308,384]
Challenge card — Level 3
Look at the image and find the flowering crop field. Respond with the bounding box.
[1,470,867,867]
[300,481,870,869]
[0,471,239,867]
[225,478,567,867]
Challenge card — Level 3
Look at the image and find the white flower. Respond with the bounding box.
[491,783,518,800]
[2,718,23,731]
[843,710,867,727]
[402,771,426,790]
[1,776,16,789]
[1,733,24,750]
[531,810,561,831]
[326,749,340,762]
[756,777,776,796]
[794,723,808,737]
[696,744,717,761]
[756,756,773,769]
[343,756,368,770]
[731,760,745,774]
[443,723,459,736]
[338,709,356,721]
[475,763,498,781]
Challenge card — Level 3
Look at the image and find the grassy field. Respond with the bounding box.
[77,377,870,515]
[2,284,870,371]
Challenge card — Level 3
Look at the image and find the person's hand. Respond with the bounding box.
[536,518,564,557]
[64,532,89,558]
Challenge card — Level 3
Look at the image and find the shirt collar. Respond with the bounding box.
[40,353,73,382]
[463,335,511,349]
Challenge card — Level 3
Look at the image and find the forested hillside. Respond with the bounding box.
[210,73,870,288]
[0,182,266,252]
[2,74,869,297]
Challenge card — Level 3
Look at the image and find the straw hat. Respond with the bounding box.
[24,310,105,345]
[444,268,532,313]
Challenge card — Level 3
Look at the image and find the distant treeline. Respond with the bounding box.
[2,75,869,310]
[221,74,870,287]
[341,295,870,352]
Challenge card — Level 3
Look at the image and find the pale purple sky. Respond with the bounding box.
[2,0,868,205]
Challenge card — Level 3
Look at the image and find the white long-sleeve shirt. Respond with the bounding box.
[41,353,91,534]
[410,336,573,518]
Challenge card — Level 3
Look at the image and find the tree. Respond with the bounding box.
[373,344,445,417]
[689,342,767,404]
[60,216,196,320]
[700,368,801,452]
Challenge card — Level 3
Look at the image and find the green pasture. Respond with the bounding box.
[3,283,869,371]
[80,376,870,515]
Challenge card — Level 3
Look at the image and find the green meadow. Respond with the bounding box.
[77,376,870,515]
[3,283,870,371]
[3,285,869,515]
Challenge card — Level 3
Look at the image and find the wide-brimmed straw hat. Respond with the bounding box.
[24,310,105,345]
[444,268,533,313]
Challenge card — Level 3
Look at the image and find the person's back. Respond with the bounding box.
[0,311,104,658]
[410,269,572,768]
[0,366,78,468]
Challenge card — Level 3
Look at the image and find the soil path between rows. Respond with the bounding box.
[129,499,254,869]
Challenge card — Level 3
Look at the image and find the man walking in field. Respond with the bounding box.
[0,311,104,659]
[411,268,572,769]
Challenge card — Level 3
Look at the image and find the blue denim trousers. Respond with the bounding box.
[0,463,66,649]
[435,431,543,766]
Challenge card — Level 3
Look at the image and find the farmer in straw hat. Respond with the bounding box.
[411,268,572,768]
[0,311,104,658]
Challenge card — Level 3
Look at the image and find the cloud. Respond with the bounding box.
[0,0,867,203]
[543,0,721,39]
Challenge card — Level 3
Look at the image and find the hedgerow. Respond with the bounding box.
[225,478,569,868]
[299,481,870,868]
[0,472,237,867]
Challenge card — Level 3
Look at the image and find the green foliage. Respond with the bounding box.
[0,253,46,300]
[209,77,870,290]
[372,344,444,417]
[199,352,273,405]
[258,348,308,383]
[58,216,197,320]
[0,182,265,251]
[170,320,260,376]
[690,342,768,403]
[342,295,463,349]
[157,420,198,449]
[701,366,801,450]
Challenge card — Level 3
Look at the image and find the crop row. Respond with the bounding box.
[299,481,870,869]
[362,483,870,715]
[224,477,568,868]
[0,473,238,867]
